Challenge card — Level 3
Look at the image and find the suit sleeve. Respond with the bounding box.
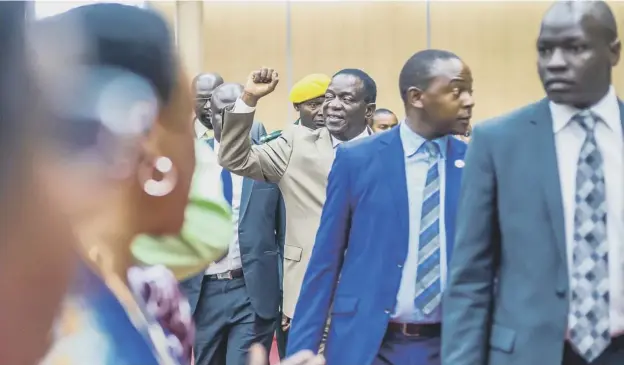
[218,109,294,184]
[442,125,501,365]
[286,146,352,355]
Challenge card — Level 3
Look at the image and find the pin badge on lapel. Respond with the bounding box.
[454,159,465,168]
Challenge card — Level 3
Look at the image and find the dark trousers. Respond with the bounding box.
[562,336,624,365]
[193,276,275,365]
[275,317,289,359]
[371,331,440,365]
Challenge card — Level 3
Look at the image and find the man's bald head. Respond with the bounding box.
[193,73,224,94]
[193,72,223,129]
[210,83,243,142]
[542,1,618,43]
[537,0,620,108]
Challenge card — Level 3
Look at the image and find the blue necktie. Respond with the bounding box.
[220,168,233,206]
[414,141,441,315]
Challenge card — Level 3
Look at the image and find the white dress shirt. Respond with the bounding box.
[392,121,448,323]
[550,86,624,336]
[331,127,372,151]
[194,120,245,275]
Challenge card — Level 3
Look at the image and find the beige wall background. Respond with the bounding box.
[149,0,624,132]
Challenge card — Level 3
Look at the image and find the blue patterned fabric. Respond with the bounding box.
[40,260,182,365]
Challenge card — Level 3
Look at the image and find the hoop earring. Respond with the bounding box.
[138,156,177,197]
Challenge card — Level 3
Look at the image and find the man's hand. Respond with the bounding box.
[247,344,325,365]
[281,314,291,332]
[242,67,279,107]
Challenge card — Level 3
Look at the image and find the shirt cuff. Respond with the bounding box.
[232,98,256,114]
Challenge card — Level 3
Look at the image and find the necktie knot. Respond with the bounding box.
[574,110,598,133]
[423,141,439,159]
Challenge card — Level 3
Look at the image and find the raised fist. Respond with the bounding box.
[243,67,279,103]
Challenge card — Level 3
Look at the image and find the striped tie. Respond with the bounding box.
[414,141,441,315]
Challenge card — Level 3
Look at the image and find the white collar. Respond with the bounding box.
[331,127,372,148]
[194,119,210,140]
[550,85,620,133]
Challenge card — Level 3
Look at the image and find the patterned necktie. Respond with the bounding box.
[414,141,441,315]
[568,110,610,362]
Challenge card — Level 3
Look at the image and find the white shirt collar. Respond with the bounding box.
[550,85,620,133]
[331,127,372,148]
[194,119,210,140]
[399,120,448,159]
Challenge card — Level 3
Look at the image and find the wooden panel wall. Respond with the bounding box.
[189,1,624,130]
[430,0,624,123]
[289,2,428,124]
[202,2,288,131]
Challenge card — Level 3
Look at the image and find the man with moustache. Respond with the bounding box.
[194,72,224,133]
[181,82,286,365]
[442,2,624,365]
[287,49,473,365]
[217,67,375,349]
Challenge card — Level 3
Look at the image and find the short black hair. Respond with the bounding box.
[333,68,377,104]
[399,49,461,103]
[374,108,395,116]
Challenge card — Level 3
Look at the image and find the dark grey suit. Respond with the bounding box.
[442,99,624,365]
[180,122,286,365]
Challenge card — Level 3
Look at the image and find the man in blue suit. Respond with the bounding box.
[442,2,624,365]
[287,50,474,365]
[180,83,286,365]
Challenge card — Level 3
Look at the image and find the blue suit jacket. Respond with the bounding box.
[442,99,624,365]
[287,126,466,365]
[180,122,286,320]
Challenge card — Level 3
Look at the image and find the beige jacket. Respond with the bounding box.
[218,109,336,318]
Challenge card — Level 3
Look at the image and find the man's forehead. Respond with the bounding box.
[430,58,471,83]
[329,74,364,92]
[195,77,222,93]
[540,2,607,40]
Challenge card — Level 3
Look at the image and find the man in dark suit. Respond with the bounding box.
[442,2,624,365]
[287,50,473,365]
[180,82,286,365]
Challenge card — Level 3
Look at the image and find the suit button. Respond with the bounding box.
[384,309,391,314]
[397,264,403,268]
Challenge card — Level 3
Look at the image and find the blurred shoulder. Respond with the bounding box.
[474,99,547,138]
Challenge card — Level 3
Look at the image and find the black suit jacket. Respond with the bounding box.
[181,122,286,320]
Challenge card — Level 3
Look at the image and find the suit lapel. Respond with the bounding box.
[531,99,567,264]
[238,177,253,229]
[444,139,466,263]
[378,127,410,243]
[315,128,335,172]
[238,131,261,231]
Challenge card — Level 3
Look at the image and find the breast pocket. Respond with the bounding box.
[283,245,302,262]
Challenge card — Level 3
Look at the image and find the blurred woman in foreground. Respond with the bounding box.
[31,4,196,365]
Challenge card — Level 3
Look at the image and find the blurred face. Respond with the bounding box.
[210,85,242,142]
[409,58,474,137]
[537,11,620,108]
[0,137,81,365]
[323,74,375,140]
[371,112,398,133]
[194,76,223,129]
[139,67,195,235]
[294,96,325,129]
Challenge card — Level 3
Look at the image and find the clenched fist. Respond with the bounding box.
[242,67,279,106]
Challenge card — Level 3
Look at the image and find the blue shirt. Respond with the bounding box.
[391,121,448,323]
